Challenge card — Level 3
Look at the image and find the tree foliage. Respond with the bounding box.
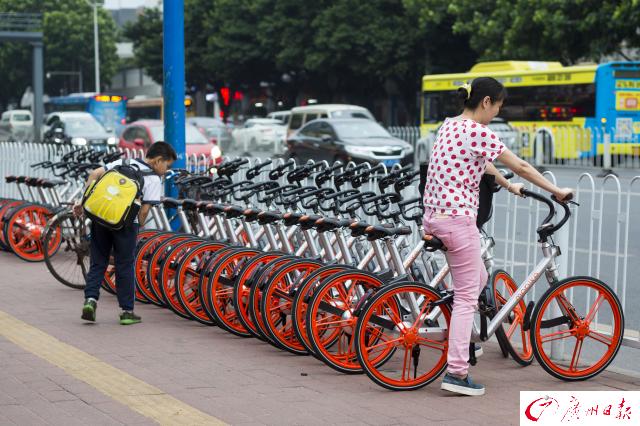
[0,0,118,108]
[409,0,640,64]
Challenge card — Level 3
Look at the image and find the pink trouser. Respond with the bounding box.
[423,209,487,377]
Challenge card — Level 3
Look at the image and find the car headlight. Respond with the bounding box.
[107,136,117,145]
[210,145,222,159]
[404,145,414,155]
[344,145,373,156]
[71,137,87,146]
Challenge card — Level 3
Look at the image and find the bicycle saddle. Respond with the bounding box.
[5,176,17,183]
[205,203,227,215]
[224,205,245,218]
[365,224,412,240]
[162,197,183,208]
[349,221,371,237]
[25,177,42,186]
[243,208,262,222]
[40,179,66,188]
[257,210,283,225]
[315,217,352,233]
[422,234,446,252]
[298,214,323,230]
[283,212,304,227]
[196,201,210,212]
[181,199,199,211]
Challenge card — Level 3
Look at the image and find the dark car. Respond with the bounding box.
[286,119,414,167]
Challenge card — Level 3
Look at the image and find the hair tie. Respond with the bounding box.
[461,83,471,100]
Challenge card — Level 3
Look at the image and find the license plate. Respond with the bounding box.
[382,159,400,167]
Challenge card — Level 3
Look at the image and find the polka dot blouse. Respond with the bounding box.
[423,117,506,217]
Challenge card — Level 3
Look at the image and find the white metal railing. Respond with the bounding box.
[391,125,640,170]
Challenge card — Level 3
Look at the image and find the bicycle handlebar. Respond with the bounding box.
[246,159,273,180]
[520,189,576,238]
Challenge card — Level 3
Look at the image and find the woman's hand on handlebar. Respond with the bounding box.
[508,182,525,197]
[553,187,574,203]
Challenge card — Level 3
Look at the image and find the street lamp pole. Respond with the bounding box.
[85,0,101,93]
[92,2,100,92]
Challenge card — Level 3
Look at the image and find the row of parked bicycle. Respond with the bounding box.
[0,148,625,391]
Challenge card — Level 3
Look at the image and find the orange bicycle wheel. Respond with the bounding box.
[248,255,298,346]
[134,231,175,305]
[174,241,226,325]
[204,248,261,337]
[4,204,58,262]
[491,269,534,366]
[260,259,322,355]
[355,281,450,391]
[305,270,386,374]
[0,200,26,250]
[291,264,354,354]
[232,251,285,339]
[146,234,192,305]
[530,277,624,381]
[159,238,206,319]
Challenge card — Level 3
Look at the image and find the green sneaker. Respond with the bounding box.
[81,298,97,322]
[119,311,141,325]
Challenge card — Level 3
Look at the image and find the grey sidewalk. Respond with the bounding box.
[0,252,637,425]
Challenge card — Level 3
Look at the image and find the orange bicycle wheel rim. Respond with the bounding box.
[175,242,225,323]
[234,253,282,335]
[7,205,56,261]
[532,279,623,379]
[261,261,321,353]
[307,272,385,372]
[357,284,449,389]
[293,266,350,351]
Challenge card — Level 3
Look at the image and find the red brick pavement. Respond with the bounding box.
[0,252,637,425]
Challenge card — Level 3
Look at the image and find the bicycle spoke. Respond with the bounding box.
[584,293,604,325]
[569,338,584,372]
[586,329,614,347]
[401,347,410,381]
[416,336,447,352]
[540,327,576,344]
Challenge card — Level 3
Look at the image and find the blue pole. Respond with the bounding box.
[163,0,186,230]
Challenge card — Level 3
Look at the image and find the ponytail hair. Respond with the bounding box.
[457,77,507,110]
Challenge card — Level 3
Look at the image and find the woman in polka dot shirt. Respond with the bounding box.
[425,77,574,396]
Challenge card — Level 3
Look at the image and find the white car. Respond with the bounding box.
[41,112,117,146]
[0,109,33,141]
[267,110,291,125]
[232,118,287,153]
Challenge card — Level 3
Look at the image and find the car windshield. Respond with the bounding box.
[12,113,31,122]
[330,109,373,119]
[150,125,209,144]
[62,116,106,136]
[332,121,391,139]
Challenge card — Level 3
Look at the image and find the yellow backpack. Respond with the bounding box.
[82,160,153,230]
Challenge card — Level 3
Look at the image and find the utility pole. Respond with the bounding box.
[85,0,103,92]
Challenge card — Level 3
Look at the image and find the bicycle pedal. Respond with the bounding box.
[431,292,454,307]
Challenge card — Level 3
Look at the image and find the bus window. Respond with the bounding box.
[423,91,460,123]
[499,84,595,121]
